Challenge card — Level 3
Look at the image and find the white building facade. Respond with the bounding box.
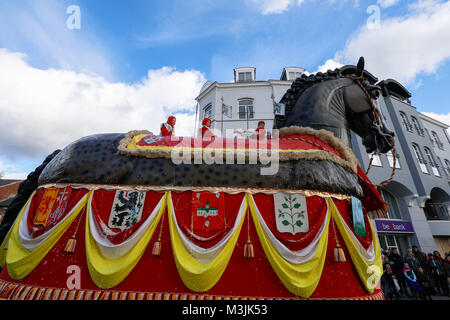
[195,67,305,137]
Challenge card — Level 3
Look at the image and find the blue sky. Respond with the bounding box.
[0,0,449,178]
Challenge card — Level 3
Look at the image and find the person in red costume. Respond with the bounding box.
[255,121,267,139]
[161,116,176,136]
[201,118,216,138]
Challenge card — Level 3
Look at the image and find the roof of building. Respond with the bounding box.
[0,196,14,208]
[0,179,22,187]
[419,112,450,129]
[377,79,412,100]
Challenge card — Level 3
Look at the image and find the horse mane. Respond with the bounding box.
[275,68,344,129]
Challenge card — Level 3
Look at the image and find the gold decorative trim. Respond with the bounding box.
[278,126,359,173]
[38,183,352,201]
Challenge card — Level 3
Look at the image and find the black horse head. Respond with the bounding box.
[275,57,395,154]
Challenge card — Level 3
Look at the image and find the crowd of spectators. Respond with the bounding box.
[380,246,450,300]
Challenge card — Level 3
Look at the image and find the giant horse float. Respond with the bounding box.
[0,58,396,300]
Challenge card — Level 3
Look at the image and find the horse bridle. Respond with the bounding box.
[347,76,397,188]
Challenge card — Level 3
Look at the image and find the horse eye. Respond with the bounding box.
[370,87,380,99]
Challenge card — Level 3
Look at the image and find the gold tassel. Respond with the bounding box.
[331,215,346,262]
[244,239,254,258]
[152,211,165,256]
[64,236,77,253]
[243,209,254,258]
[64,208,85,254]
[334,244,346,262]
[152,238,162,256]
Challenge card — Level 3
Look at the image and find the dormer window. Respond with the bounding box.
[234,67,256,83]
[238,72,253,82]
[280,67,305,81]
[288,71,303,80]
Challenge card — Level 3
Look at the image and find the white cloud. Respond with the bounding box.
[248,0,305,15]
[0,160,27,180]
[315,59,344,73]
[377,0,400,8]
[333,0,450,85]
[0,49,205,167]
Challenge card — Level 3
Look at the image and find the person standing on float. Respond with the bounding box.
[161,116,176,136]
[201,118,216,138]
[255,121,267,140]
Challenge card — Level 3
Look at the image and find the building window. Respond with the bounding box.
[238,72,253,82]
[288,72,303,80]
[425,200,450,221]
[368,152,382,167]
[399,112,413,132]
[444,159,450,178]
[378,234,399,252]
[444,130,450,144]
[386,151,400,169]
[412,144,429,174]
[379,188,402,219]
[204,104,213,119]
[431,131,444,150]
[238,99,254,119]
[424,147,440,176]
[410,116,424,136]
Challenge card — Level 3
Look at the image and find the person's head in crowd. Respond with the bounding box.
[428,253,434,260]
[257,121,265,129]
[403,263,410,270]
[384,263,392,273]
[392,248,399,255]
[407,251,415,259]
[418,267,424,274]
[412,245,419,253]
[433,251,441,258]
[446,255,450,262]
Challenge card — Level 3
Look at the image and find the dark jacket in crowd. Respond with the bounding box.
[428,258,445,276]
[413,250,428,269]
[444,260,450,277]
[390,253,404,275]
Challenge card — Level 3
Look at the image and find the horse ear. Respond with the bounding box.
[356,57,365,76]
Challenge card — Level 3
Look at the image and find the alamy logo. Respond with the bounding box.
[66,5,81,30]
[170,129,280,175]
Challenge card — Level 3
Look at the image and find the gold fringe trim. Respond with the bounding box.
[117,129,153,155]
[0,279,385,300]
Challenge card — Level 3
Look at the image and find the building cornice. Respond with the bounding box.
[196,80,293,101]
[419,113,450,129]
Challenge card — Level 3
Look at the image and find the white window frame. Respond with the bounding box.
[431,131,444,150]
[424,147,440,177]
[412,144,429,174]
[238,99,254,119]
[386,151,400,169]
[444,159,450,178]
[411,116,424,136]
[203,104,213,120]
[400,112,412,132]
[368,152,382,167]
